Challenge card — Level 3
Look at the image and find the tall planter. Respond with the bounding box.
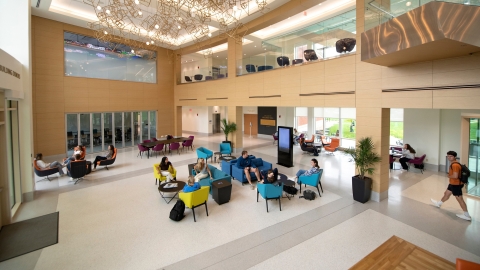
[352,175,372,203]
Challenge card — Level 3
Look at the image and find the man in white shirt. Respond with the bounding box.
[35,153,65,176]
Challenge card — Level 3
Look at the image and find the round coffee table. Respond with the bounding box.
[277,173,296,200]
[219,155,236,162]
[158,181,186,204]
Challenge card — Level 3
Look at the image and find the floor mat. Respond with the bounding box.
[0,212,59,262]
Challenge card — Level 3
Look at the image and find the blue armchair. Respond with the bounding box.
[219,143,232,156]
[231,158,272,184]
[257,182,283,212]
[196,147,213,163]
[298,169,323,196]
[221,155,256,176]
[193,165,232,194]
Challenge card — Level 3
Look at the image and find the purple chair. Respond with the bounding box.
[137,144,150,158]
[205,76,213,80]
[408,154,426,173]
[185,135,194,148]
[217,74,225,78]
[182,138,193,152]
[389,155,396,171]
[152,143,165,157]
[272,133,278,145]
[143,139,151,143]
[151,138,157,142]
[170,142,181,155]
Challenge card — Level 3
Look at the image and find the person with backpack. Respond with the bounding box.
[431,151,471,221]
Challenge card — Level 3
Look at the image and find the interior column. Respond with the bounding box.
[174,106,182,136]
[228,106,243,153]
[228,36,242,79]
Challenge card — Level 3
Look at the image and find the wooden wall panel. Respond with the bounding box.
[32,16,175,156]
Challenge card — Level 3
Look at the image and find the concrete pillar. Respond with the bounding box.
[228,36,242,79]
[228,106,243,152]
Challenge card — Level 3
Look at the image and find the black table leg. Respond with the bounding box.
[159,191,179,204]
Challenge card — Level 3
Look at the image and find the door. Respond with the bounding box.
[213,114,221,133]
[244,114,258,136]
[467,118,480,197]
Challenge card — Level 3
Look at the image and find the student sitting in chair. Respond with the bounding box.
[259,168,278,184]
[35,153,65,177]
[183,176,200,193]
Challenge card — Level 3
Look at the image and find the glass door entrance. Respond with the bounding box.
[467,119,480,197]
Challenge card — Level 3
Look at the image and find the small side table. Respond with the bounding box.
[211,180,232,205]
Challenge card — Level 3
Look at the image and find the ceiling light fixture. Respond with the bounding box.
[84,0,269,51]
[406,1,411,6]
[96,6,101,10]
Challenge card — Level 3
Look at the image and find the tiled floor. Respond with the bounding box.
[1,133,479,270]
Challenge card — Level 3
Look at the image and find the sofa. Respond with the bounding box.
[193,164,231,194]
[231,158,272,184]
[221,155,255,176]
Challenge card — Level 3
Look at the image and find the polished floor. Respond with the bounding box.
[1,134,479,270]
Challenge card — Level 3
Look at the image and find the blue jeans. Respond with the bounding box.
[49,161,64,175]
[296,169,306,177]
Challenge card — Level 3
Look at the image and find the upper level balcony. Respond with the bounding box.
[361,1,480,66]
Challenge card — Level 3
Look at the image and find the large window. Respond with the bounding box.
[295,107,308,134]
[64,32,157,83]
[390,109,404,145]
[66,111,156,155]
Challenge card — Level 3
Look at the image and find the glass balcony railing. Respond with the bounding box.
[182,66,228,83]
[365,0,480,31]
[238,9,357,76]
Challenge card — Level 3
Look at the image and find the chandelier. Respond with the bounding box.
[82,0,269,55]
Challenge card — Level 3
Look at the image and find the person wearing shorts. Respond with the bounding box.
[431,151,471,221]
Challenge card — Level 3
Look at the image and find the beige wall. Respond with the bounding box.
[32,16,175,156]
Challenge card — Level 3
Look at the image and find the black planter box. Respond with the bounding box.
[352,175,372,203]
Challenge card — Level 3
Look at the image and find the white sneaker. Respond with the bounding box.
[250,185,255,190]
[430,199,441,208]
[456,214,472,221]
[91,168,95,172]
[69,177,73,181]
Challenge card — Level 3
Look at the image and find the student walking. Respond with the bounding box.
[431,151,471,221]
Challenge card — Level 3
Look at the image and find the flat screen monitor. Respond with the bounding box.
[278,127,290,153]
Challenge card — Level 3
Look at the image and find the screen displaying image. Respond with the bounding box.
[278,127,291,153]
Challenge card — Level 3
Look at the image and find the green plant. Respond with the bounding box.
[344,137,382,179]
[221,118,237,142]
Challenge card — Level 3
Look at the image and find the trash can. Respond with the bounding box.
[445,156,460,173]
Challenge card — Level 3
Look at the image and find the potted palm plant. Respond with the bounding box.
[344,137,382,203]
[221,118,237,147]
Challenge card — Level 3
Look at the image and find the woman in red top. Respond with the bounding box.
[431,151,471,221]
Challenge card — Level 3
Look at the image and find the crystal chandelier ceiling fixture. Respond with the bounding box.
[82,0,270,55]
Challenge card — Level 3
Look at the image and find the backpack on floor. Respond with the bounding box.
[283,185,298,195]
[302,190,316,201]
[169,200,185,221]
[451,162,471,184]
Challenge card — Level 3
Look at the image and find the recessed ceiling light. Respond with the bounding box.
[254,45,256,47]
[318,3,322,5]
[146,41,150,45]
[131,50,135,53]
[155,24,159,29]
[106,9,110,14]
[151,41,154,44]
[406,1,411,6]
[135,0,140,4]
[178,25,181,29]
[138,11,142,15]
[208,33,212,37]
[97,6,102,10]
[104,31,108,34]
